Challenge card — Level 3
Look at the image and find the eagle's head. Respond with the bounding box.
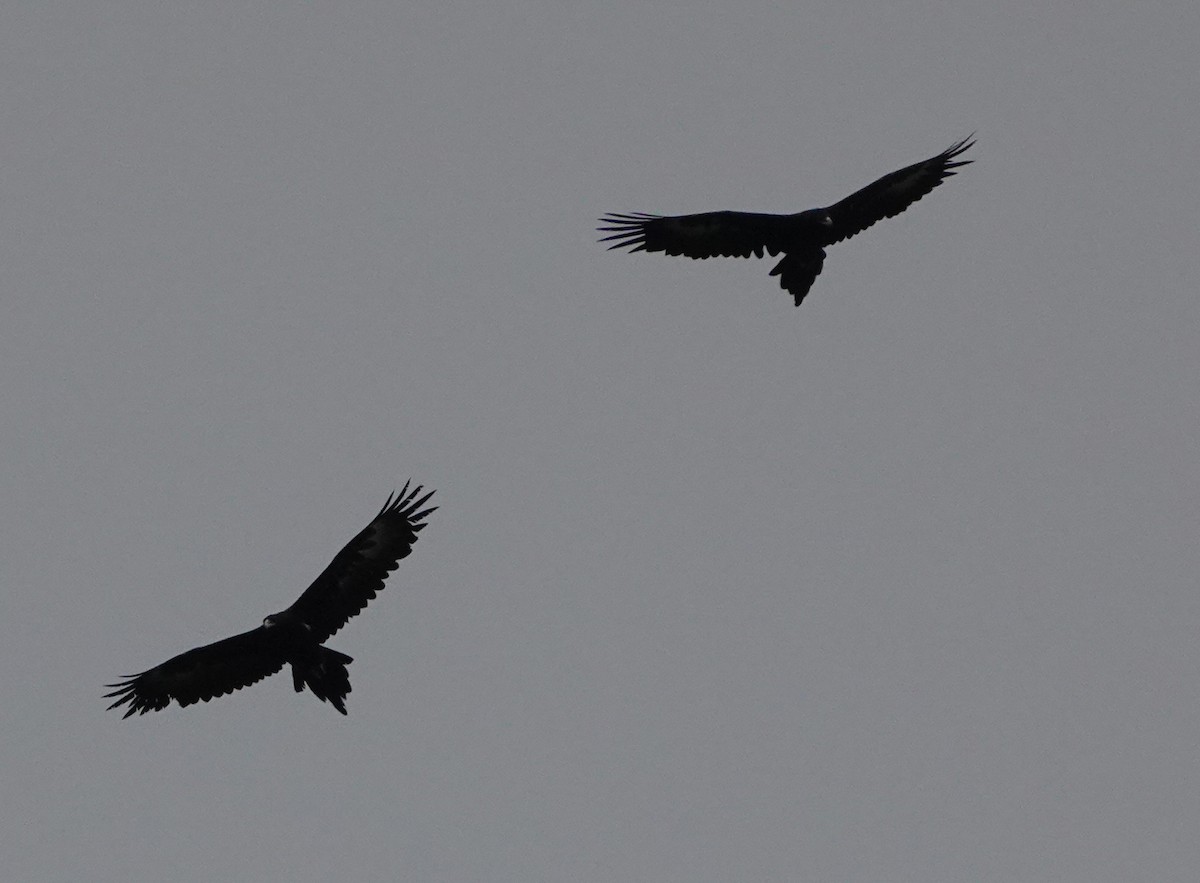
[796,208,833,229]
[262,611,311,632]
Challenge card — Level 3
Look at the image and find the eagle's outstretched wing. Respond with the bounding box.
[283,483,437,643]
[105,629,284,718]
[599,211,793,261]
[821,136,974,245]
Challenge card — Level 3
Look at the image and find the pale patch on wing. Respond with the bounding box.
[667,217,726,238]
[358,523,395,560]
[887,167,929,196]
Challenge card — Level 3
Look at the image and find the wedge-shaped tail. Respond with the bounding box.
[291,646,354,715]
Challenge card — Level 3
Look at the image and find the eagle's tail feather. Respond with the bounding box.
[292,647,354,715]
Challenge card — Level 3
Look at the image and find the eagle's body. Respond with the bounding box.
[106,484,435,717]
[599,136,974,305]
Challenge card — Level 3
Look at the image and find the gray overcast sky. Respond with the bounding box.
[3,2,1198,880]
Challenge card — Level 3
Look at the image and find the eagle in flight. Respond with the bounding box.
[599,136,974,306]
[106,483,436,717]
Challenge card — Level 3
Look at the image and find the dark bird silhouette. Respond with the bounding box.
[106,483,436,718]
[599,136,974,306]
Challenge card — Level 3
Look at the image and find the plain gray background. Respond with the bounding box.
[3,2,1198,880]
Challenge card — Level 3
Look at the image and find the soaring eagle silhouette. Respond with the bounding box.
[106,483,436,717]
[599,136,974,306]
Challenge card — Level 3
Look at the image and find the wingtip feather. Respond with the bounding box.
[941,134,977,166]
